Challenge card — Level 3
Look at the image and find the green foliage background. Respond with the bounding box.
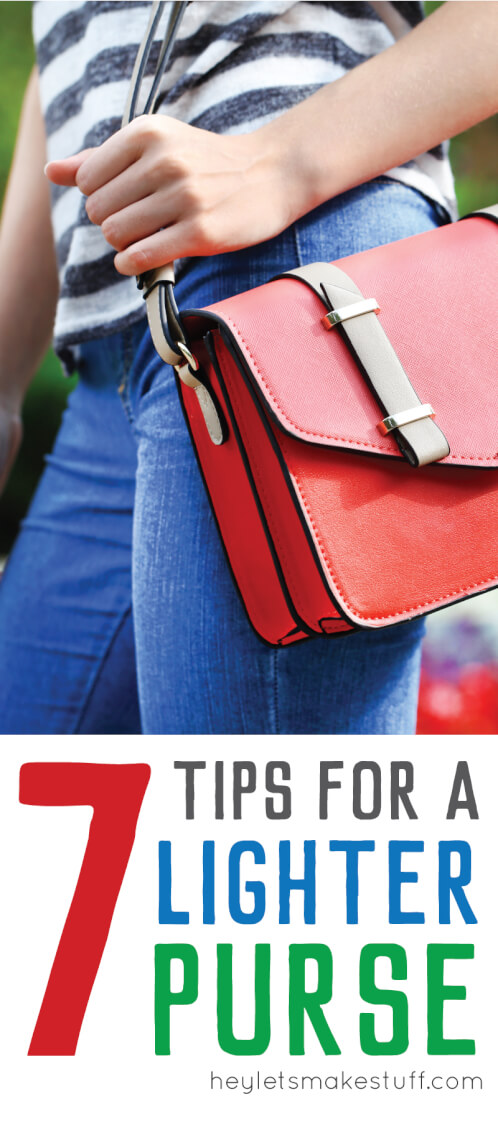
[0,2,75,553]
[0,1,497,552]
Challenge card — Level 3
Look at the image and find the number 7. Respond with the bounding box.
[19,762,151,1056]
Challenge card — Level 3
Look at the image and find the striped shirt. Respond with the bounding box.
[33,1,457,371]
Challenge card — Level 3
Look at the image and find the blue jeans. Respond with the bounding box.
[0,179,445,734]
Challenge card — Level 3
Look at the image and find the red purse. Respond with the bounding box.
[129,4,498,646]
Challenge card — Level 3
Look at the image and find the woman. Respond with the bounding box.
[0,1,496,734]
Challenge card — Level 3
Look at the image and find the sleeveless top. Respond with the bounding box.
[32,1,457,372]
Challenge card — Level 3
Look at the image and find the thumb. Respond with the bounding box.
[44,148,96,188]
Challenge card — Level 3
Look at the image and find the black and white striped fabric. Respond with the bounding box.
[33,1,457,371]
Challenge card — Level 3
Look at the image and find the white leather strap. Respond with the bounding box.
[461,204,498,223]
[143,265,184,365]
[283,262,450,467]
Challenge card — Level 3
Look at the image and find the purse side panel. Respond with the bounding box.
[212,333,353,637]
[176,336,312,646]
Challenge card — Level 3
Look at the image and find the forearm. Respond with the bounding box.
[44,1,498,274]
[0,67,58,408]
[263,0,498,222]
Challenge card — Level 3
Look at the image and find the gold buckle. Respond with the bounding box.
[322,298,380,328]
[379,404,436,434]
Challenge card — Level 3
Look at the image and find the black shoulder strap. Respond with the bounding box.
[122,1,188,127]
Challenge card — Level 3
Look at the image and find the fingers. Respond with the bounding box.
[43,116,245,277]
[44,148,95,187]
[71,121,145,194]
[45,121,145,194]
[99,193,179,251]
[113,224,193,275]
[85,164,154,226]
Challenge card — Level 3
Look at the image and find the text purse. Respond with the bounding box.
[126,1,498,646]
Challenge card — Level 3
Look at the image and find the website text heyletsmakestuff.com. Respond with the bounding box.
[209,1070,483,1094]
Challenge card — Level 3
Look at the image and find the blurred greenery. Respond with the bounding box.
[0,2,75,553]
[0,1,497,553]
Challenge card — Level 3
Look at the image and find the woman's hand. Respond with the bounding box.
[45,116,291,275]
[45,1,498,278]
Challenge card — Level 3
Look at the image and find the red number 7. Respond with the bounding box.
[19,762,151,1056]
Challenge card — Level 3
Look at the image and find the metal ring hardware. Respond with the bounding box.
[378,403,436,435]
[176,340,200,373]
[322,297,380,329]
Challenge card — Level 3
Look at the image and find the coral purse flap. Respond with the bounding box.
[190,216,497,470]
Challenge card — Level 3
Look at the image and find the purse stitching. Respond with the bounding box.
[223,313,386,450]
[292,472,498,622]
[222,314,497,465]
[215,334,498,623]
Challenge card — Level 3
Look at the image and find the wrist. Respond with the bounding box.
[254,108,341,229]
[237,125,311,234]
